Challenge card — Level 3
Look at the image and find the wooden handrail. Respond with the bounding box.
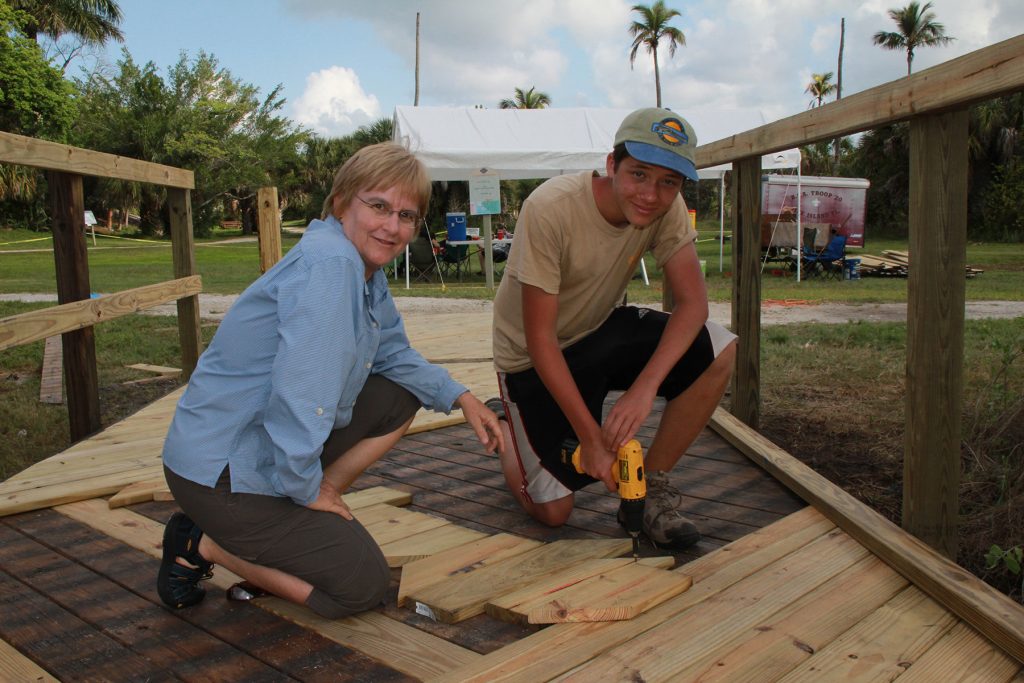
[0,131,195,189]
[696,34,1024,167]
[0,276,202,351]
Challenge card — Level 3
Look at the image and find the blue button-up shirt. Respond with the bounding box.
[162,215,466,506]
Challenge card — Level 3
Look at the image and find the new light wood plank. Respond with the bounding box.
[259,598,480,680]
[343,486,413,510]
[896,622,1022,683]
[675,554,909,683]
[558,529,869,682]
[407,539,632,623]
[0,276,203,351]
[0,130,194,188]
[486,557,675,623]
[380,524,487,567]
[38,336,63,404]
[0,638,58,683]
[518,562,692,624]
[433,508,838,683]
[107,478,167,508]
[398,533,543,607]
[775,586,957,683]
[710,408,1024,665]
[363,508,450,547]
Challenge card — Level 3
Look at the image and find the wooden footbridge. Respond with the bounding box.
[2,36,1023,681]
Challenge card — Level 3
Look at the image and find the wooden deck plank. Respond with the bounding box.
[897,622,1022,683]
[556,528,871,682]
[433,507,839,683]
[0,638,59,683]
[670,554,910,682]
[774,586,957,682]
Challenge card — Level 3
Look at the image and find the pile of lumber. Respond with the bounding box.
[855,250,984,278]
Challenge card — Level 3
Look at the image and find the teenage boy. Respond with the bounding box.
[490,107,737,549]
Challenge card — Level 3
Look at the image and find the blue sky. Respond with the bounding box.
[79,0,1024,140]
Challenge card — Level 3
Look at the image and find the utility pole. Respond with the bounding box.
[414,12,421,105]
[834,17,844,174]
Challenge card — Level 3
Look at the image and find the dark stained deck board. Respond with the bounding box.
[1,509,415,682]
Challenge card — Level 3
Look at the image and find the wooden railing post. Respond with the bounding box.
[48,171,101,440]
[257,186,282,272]
[903,109,969,559]
[167,188,202,379]
[729,156,762,429]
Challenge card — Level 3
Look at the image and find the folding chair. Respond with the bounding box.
[403,231,439,283]
[439,241,471,281]
[801,234,847,279]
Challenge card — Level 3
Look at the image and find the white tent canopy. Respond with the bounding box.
[392,105,799,180]
[391,105,802,284]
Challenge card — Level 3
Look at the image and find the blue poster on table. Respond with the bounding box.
[469,169,501,215]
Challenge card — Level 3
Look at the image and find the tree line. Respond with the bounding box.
[1,0,1021,241]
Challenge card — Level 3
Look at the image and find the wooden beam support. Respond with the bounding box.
[0,276,202,351]
[730,156,761,428]
[257,186,282,272]
[903,109,969,559]
[0,131,194,189]
[696,34,1024,168]
[167,188,202,380]
[48,171,100,441]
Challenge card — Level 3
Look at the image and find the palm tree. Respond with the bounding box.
[805,72,837,109]
[499,87,551,110]
[872,1,954,76]
[628,1,685,108]
[11,0,124,45]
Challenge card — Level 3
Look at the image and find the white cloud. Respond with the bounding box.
[291,66,381,137]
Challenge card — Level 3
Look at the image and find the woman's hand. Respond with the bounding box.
[457,392,504,454]
[306,479,354,520]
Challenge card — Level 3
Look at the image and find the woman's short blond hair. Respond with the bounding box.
[321,142,431,220]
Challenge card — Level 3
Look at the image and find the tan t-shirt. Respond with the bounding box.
[492,171,696,373]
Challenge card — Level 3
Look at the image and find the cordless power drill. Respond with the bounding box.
[561,438,646,559]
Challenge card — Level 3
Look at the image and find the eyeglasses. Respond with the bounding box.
[355,196,422,228]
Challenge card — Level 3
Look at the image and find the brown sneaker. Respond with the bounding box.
[642,471,700,550]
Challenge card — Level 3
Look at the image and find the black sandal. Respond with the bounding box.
[157,512,215,608]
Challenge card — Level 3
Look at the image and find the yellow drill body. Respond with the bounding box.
[568,438,646,557]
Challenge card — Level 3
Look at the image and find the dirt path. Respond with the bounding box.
[4,293,1024,325]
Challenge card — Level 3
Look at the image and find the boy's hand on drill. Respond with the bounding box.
[579,439,617,492]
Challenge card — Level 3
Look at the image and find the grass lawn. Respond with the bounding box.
[2,225,1022,303]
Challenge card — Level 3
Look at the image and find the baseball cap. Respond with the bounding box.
[614,108,699,181]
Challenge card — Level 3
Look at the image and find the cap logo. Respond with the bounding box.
[650,118,688,146]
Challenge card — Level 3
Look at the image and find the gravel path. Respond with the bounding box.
[3,293,1023,325]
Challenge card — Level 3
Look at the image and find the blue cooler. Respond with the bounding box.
[844,257,861,280]
[445,212,467,241]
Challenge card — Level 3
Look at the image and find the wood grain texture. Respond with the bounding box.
[38,336,63,404]
[730,155,762,428]
[257,186,282,272]
[710,407,1024,667]
[398,533,544,607]
[0,638,58,683]
[166,187,202,379]
[0,276,203,351]
[904,109,969,558]
[0,130,194,188]
[516,562,691,624]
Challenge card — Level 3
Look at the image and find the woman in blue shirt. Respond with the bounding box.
[157,143,503,618]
